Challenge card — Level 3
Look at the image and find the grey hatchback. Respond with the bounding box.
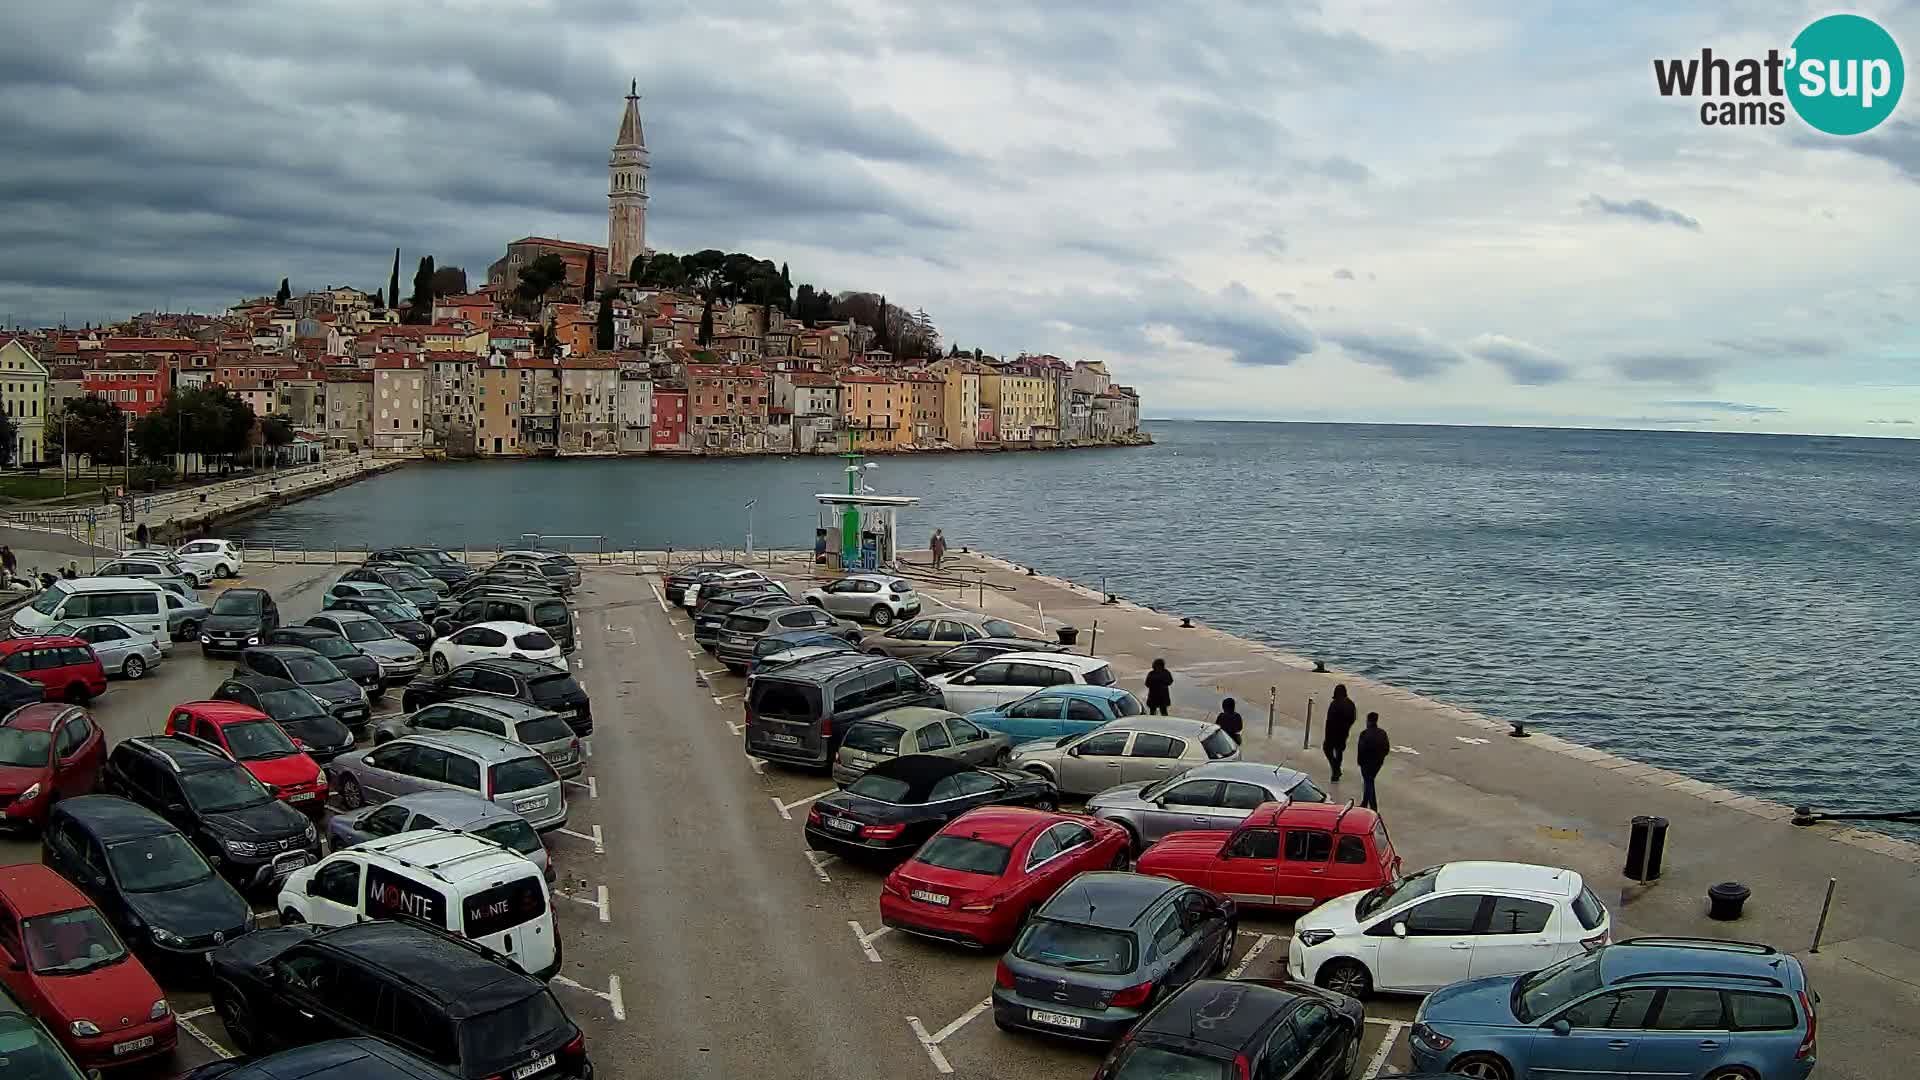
[326,788,553,881]
[372,695,584,779]
[1088,761,1328,848]
[714,604,861,672]
[832,706,1012,785]
[325,731,568,832]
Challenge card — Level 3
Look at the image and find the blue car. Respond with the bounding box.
[745,631,855,676]
[966,684,1144,745]
[1410,936,1817,1080]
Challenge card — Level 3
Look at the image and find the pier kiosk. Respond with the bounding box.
[815,493,918,570]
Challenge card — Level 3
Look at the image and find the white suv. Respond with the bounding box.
[173,539,246,580]
[1287,860,1611,998]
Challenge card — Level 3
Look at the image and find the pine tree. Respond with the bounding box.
[374,287,385,309]
[275,278,290,305]
[596,291,616,351]
[698,298,714,346]
[582,251,597,302]
[408,256,435,323]
[389,249,401,313]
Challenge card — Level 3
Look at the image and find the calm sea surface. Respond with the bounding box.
[233,422,1920,825]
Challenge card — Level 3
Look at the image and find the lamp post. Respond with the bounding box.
[744,498,756,559]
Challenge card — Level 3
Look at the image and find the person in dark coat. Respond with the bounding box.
[135,521,150,547]
[0,546,15,583]
[1215,697,1243,745]
[1143,658,1173,715]
[1356,712,1390,811]
[1323,684,1357,781]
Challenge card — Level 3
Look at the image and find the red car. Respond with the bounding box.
[0,704,105,829]
[0,863,177,1068]
[163,701,327,816]
[880,806,1131,948]
[1135,801,1401,912]
[0,637,106,704]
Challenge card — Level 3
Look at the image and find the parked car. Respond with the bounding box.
[1409,937,1814,1080]
[47,618,162,680]
[0,672,42,714]
[338,565,445,612]
[692,588,795,650]
[92,556,201,592]
[489,556,572,596]
[263,626,382,695]
[681,567,773,611]
[663,561,741,604]
[200,588,281,657]
[1136,800,1400,912]
[181,1037,449,1080]
[12,577,170,643]
[1090,761,1328,849]
[744,653,943,768]
[1011,716,1243,796]
[325,731,568,832]
[429,621,564,674]
[303,611,424,687]
[991,871,1238,1042]
[802,573,922,626]
[368,547,473,587]
[747,641,857,677]
[234,646,370,730]
[432,592,575,653]
[40,795,254,977]
[207,921,592,1077]
[1092,978,1367,1080]
[832,706,1011,785]
[917,637,1070,675]
[400,657,592,738]
[323,581,421,621]
[804,755,1057,862]
[359,559,451,597]
[714,604,861,673]
[277,829,560,979]
[326,790,551,882]
[212,674,357,758]
[163,701,328,817]
[0,704,103,829]
[375,696,584,779]
[497,549,581,587]
[164,591,210,642]
[861,613,1045,665]
[319,595,434,650]
[171,539,246,581]
[0,863,177,1069]
[931,652,1119,714]
[99,736,319,892]
[879,806,1130,949]
[0,979,92,1079]
[967,685,1145,745]
[1288,861,1612,998]
[0,637,106,704]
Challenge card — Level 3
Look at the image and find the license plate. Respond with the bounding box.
[826,817,858,833]
[910,890,950,906]
[273,853,311,874]
[1029,1010,1083,1029]
[287,791,317,802]
[768,733,801,745]
[512,1053,556,1080]
[516,796,551,812]
[342,708,366,719]
[113,1036,156,1055]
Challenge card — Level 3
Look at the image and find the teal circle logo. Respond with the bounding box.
[1787,14,1904,135]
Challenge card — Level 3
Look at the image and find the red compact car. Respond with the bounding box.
[164,700,328,815]
[1135,801,1401,912]
[0,863,177,1068]
[880,806,1131,948]
[0,637,106,704]
[0,704,105,828]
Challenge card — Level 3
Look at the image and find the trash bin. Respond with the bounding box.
[1625,815,1669,881]
[1708,881,1751,920]
[1056,626,1079,647]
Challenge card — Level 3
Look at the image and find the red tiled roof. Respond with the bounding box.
[841,374,896,385]
[323,368,372,383]
[788,373,840,387]
[101,337,201,352]
[560,355,619,370]
[507,237,609,255]
[373,356,421,371]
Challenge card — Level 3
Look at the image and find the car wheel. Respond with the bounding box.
[1108,847,1130,871]
[122,655,146,680]
[177,620,199,641]
[1033,793,1057,812]
[215,563,232,579]
[336,775,364,809]
[280,907,303,924]
[63,684,88,704]
[1212,928,1236,972]
[1447,1053,1514,1080]
[373,730,393,745]
[993,747,1013,767]
[215,986,258,1054]
[1118,823,1142,856]
[870,605,893,626]
[1703,1070,1759,1080]
[1317,958,1373,999]
[1339,1033,1360,1080]
[806,597,823,608]
[431,653,449,675]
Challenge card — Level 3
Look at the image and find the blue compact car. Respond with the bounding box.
[966,685,1144,745]
[1409,936,1817,1080]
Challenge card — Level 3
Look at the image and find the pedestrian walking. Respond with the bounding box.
[1215,697,1243,745]
[0,546,16,583]
[930,529,948,569]
[1323,683,1357,782]
[135,521,150,547]
[1144,658,1174,715]
[1356,712,1390,811]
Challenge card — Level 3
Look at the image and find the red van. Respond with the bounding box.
[0,637,107,704]
[1135,801,1401,911]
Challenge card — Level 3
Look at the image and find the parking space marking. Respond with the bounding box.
[571,657,584,669]
[805,850,835,883]
[676,631,688,640]
[554,824,605,854]
[727,720,745,735]
[557,884,612,923]
[687,649,701,659]
[564,776,598,798]
[699,668,728,678]
[906,997,991,1075]
[1455,736,1490,746]
[553,974,628,1022]
[747,755,766,774]
[650,583,669,611]
[1362,1020,1408,1078]
[772,789,835,821]
[848,920,891,963]
[1227,933,1280,979]
[712,692,740,705]
[177,1009,235,1059]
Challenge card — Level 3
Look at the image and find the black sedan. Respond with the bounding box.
[1091,979,1367,1080]
[324,596,434,650]
[805,755,1056,861]
[213,673,358,756]
[263,627,382,695]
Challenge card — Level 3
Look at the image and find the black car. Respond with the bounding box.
[324,595,434,650]
[354,560,452,598]
[919,637,1071,675]
[692,589,794,649]
[454,568,557,596]
[434,592,576,653]
[263,626,383,695]
[208,921,592,1079]
[369,547,473,587]
[805,755,1057,861]
[338,566,447,615]
[201,588,281,657]
[0,670,44,712]
[234,646,370,730]
[41,795,254,977]
[663,561,742,605]
[713,604,861,672]
[213,673,357,758]
[1092,979,1367,1080]
[99,736,319,892]
[401,657,592,737]
[184,1038,450,1080]
[488,557,572,596]
[992,872,1238,1042]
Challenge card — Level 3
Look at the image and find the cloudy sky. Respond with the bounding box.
[5,0,1919,435]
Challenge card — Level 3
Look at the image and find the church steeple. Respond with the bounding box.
[616,81,644,149]
[608,80,650,282]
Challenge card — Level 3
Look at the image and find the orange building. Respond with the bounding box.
[841,374,905,451]
[687,364,769,450]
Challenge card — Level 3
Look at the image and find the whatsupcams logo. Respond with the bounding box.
[1654,13,1904,134]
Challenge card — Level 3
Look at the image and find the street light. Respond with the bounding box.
[744,498,756,558]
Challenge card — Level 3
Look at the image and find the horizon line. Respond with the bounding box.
[1139,416,1920,442]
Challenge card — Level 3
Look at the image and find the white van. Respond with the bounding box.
[12,577,172,653]
[276,828,560,979]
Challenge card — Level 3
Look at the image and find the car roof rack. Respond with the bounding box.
[1618,936,1777,954]
[1613,970,1785,988]
[168,730,237,763]
[1329,799,1358,833]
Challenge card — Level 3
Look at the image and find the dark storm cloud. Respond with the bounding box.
[1326,327,1466,379]
[1655,400,1783,414]
[1792,118,1920,181]
[1039,281,1318,368]
[1710,336,1838,357]
[1465,334,1575,385]
[1581,194,1702,230]
[1609,352,1725,384]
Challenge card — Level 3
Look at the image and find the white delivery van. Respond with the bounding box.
[276,828,559,979]
[12,577,172,653]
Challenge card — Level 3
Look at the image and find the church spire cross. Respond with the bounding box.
[629,78,637,98]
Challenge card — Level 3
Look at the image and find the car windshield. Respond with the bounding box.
[982,619,1022,638]
[1139,774,1183,799]
[516,715,574,744]
[361,601,412,621]
[841,723,902,755]
[0,1013,85,1079]
[845,772,914,803]
[336,619,392,643]
[22,907,127,975]
[28,588,68,616]
[1106,1043,1229,1080]
[282,655,343,682]
[224,720,298,760]
[1013,918,1137,974]
[182,767,273,812]
[490,757,558,794]
[212,592,263,615]
[1083,664,1116,687]
[303,637,355,659]
[913,835,1012,875]
[1112,693,1144,718]
[460,991,573,1076]
[1357,866,1440,919]
[534,601,570,625]
[1515,950,1605,1022]
[527,674,581,705]
[107,833,214,892]
[475,818,543,855]
[513,631,556,651]
[257,689,327,721]
[0,728,52,767]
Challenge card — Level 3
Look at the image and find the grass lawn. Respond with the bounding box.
[0,473,115,501]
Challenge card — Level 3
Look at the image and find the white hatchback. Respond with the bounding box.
[1287,860,1611,997]
[173,539,246,580]
[429,620,565,674]
[928,652,1118,714]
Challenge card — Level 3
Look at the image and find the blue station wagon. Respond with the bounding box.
[966,685,1145,745]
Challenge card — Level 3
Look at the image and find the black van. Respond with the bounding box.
[744,654,940,769]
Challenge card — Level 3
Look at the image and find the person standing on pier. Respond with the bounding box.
[1356,712,1390,811]
[930,529,948,569]
[135,521,150,548]
[0,546,15,585]
[1144,658,1174,715]
[1323,684,1356,782]
[1215,697,1243,745]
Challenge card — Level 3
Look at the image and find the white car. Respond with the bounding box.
[169,539,247,580]
[683,568,774,610]
[928,652,1119,714]
[801,573,922,626]
[1287,861,1612,998]
[428,620,565,674]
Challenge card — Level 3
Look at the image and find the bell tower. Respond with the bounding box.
[608,80,650,281]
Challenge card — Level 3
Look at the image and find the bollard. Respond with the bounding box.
[1302,695,1313,749]
[1810,878,1837,952]
[1087,619,1098,657]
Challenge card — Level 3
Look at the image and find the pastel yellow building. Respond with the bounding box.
[0,338,49,465]
[841,374,907,451]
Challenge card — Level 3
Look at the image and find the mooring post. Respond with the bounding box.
[1810,877,1837,953]
[1088,619,1099,657]
[1268,686,1279,739]
[1302,694,1313,749]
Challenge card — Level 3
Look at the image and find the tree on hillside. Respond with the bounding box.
[429,265,468,296]
[595,290,617,350]
[374,287,385,309]
[388,248,401,311]
[261,414,296,459]
[543,312,559,358]
[407,255,437,323]
[275,278,291,305]
[0,412,17,467]
[632,251,686,289]
[582,251,597,303]
[516,254,569,310]
[694,270,718,346]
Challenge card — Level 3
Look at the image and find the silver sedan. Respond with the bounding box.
[49,618,164,680]
[1087,760,1328,849]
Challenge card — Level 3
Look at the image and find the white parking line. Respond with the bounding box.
[771,789,835,820]
[1227,933,1279,979]
[554,825,605,855]
[805,850,835,883]
[650,584,669,611]
[177,1010,235,1059]
[1363,1020,1408,1078]
[699,668,727,678]
[726,721,745,735]
[712,693,740,705]
[565,776,598,798]
[687,649,700,659]
[848,920,891,963]
[557,885,611,923]
[906,998,991,1075]
[571,657,584,669]
[552,974,628,1022]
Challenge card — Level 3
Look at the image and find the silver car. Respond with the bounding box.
[1010,716,1241,797]
[326,730,569,831]
[305,610,424,685]
[832,706,1012,785]
[802,573,922,626]
[1088,760,1328,849]
[163,591,210,641]
[93,555,201,591]
[325,789,553,881]
[373,695,584,779]
[48,618,164,679]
